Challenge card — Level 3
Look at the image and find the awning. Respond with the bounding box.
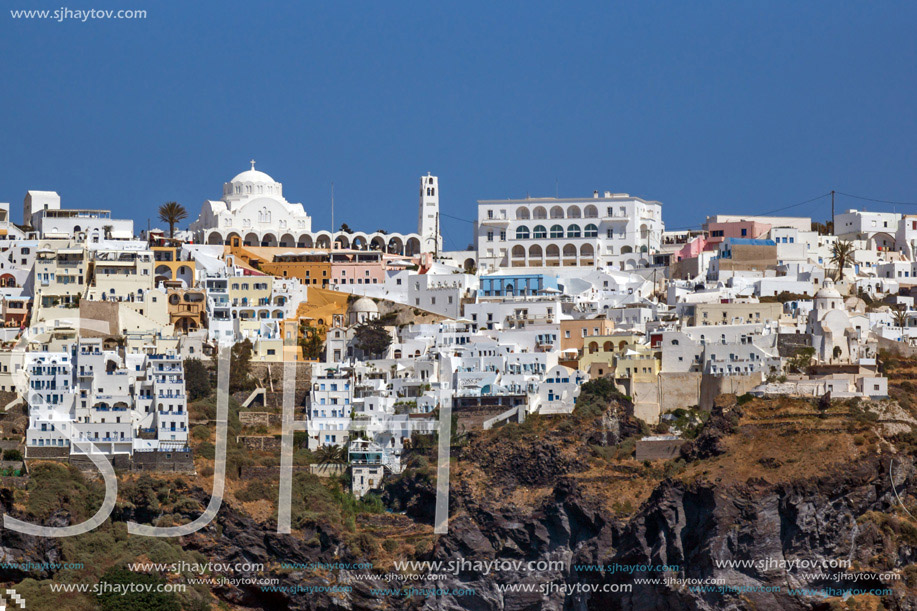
[57,249,84,255]
[110,230,133,239]
[42,232,69,238]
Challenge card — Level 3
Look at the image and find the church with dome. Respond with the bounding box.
[189,161,431,257]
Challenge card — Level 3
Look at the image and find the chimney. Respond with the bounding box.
[604,191,612,198]
[593,190,599,199]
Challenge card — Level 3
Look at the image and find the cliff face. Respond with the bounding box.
[5,388,917,610]
[420,450,916,611]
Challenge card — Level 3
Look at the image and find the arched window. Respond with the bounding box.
[511,245,525,259]
[584,205,598,218]
[533,207,547,220]
[550,225,564,238]
[516,207,530,220]
[584,224,598,237]
[563,244,577,258]
[533,225,547,239]
[516,226,530,240]
[567,224,581,238]
[568,206,581,218]
[550,206,564,219]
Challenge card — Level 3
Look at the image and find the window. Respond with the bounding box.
[550,225,564,238]
[584,224,598,238]
[533,225,547,239]
[567,224,581,238]
[516,226,530,239]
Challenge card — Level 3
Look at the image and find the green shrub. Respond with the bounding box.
[2,448,22,461]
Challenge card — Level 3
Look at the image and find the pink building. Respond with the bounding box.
[675,236,709,262]
[330,251,386,286]
[704,220,771,246]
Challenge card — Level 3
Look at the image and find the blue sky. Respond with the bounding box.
[1,1,915,250]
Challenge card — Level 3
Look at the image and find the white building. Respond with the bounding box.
[24,191,134,241]
[476,191,664,273]
[190,163,425,256]
[24,342,189,456]
[307,365,353,450]
[407,272,478,319]
[834,209,900,244]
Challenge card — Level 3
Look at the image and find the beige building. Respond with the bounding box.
[683,302,783,327]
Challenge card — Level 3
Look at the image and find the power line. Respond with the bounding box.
[835,191,917,207]
[439,212,476,224]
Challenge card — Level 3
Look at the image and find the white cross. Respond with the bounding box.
[250,158,256,170]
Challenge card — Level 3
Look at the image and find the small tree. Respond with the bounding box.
[829,240,855,281]
[893,307,909,330]
[213,339,256,393]
[339,223,353,234]
[158,201,188,239]
[183,358,211,401]
[786,346,816,374]
[298,322,324,360]
[354,319,391,358]
[315,444,347,464]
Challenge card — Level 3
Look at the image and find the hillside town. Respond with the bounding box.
[0,164,907,496]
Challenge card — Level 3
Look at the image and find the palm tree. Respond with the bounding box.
[102,225,113,240]
[158,201,188,239]
[829,240,855,281]
[893,307,909,330]
[314,445,347,464]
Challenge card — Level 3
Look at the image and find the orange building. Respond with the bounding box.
[226,243,332,287]
[559,317,616,357]
[167,288,207,333]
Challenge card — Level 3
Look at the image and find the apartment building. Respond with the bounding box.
[476,191,663,273]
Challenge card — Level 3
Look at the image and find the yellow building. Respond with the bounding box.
[578,332,660,379]
[229,275,274,322]
[152,246,196,287]
[280,288,349,362]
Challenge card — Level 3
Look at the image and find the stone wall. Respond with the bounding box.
[635,438,685,461]
[132,449,195,473]
[659,372,703,413]
[239,412,282,427]
[237,435,282,452]
[25,446,69,459]
[239,465,313,480]
[778,333,814,358]
[37,450,194,473]
[699,373,763,410]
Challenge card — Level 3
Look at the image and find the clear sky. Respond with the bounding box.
[1,1,915,249]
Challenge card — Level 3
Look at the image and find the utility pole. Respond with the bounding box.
[831,190,835,234]
[330,182,335,250]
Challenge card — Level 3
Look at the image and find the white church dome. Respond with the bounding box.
[230,165,276,185]
[351,297,379,314]
[815,281,841,299]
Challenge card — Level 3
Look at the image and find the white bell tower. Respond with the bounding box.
[418,172,442,255]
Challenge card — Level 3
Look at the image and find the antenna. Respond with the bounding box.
[331,182,335,249]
